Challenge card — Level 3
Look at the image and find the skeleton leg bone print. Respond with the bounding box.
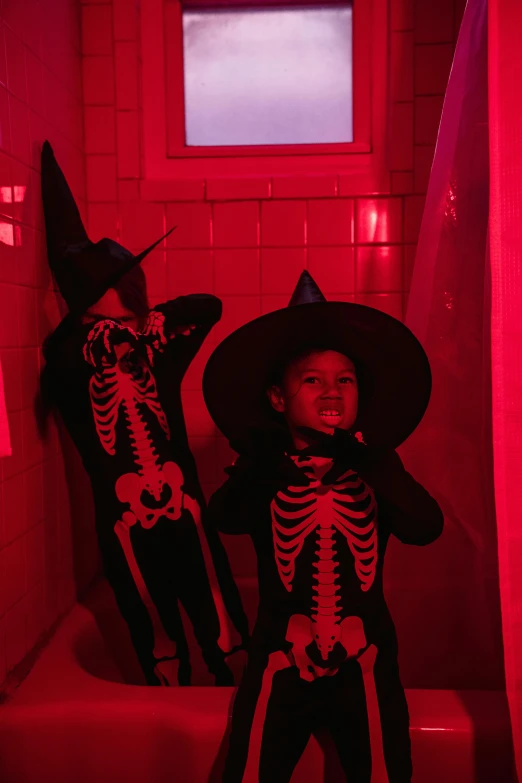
[114,515,179,685]
[227,642,390,783]
[184,493,239,653]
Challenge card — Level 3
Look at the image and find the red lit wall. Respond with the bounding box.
[0,0,97,689]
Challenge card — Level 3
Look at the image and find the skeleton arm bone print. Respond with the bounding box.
[83,318,142,369]
[143,295,223,376]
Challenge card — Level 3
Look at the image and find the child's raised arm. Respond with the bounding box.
[361,449,444,546]
[144,294,222,378]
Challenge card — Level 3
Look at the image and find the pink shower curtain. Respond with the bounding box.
[488,0,522,777]
[384,0,506,693]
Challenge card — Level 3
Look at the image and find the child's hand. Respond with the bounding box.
[143,309,196,349]
[83,319,141,368]
[296,426,382,484]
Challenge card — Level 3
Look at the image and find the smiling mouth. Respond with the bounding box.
[318,409,343,423]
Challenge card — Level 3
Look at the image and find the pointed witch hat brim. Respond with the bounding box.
[203,271,432,449]
[71,225,177,314]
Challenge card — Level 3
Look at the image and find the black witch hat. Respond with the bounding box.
[41,141,174,315]
[203,270,432,449]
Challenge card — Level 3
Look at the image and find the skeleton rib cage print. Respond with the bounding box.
[270,457,378,667]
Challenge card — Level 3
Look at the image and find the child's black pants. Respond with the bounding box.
[221,642,412,783]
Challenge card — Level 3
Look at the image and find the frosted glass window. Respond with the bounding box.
[182,5,353,147]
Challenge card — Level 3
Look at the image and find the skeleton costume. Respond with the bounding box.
[40,141,249,686]
[203,272,444,782]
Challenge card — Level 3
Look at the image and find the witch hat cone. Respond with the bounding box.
[41,141,175,316]
[288,270,327,306]
[41,140,89,271]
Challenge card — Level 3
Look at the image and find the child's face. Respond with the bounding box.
[83,288,141,331]
[268,350,358,448]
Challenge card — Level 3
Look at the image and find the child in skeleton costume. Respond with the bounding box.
[40,141,249,687]
[203,271,444,782]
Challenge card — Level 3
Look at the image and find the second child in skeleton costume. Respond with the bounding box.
[203,271,444,782]
[40,141,249,686]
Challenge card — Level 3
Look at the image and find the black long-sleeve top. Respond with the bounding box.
[208,448,443,661]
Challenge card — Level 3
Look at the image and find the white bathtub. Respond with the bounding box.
[0,578,515,783]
